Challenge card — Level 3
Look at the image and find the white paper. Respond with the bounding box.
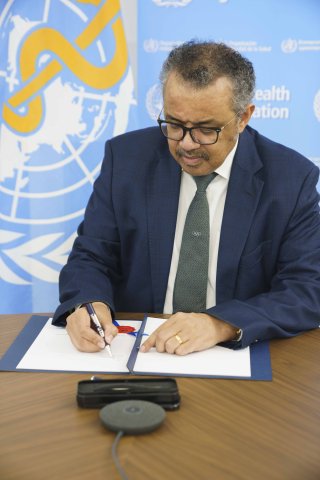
[16,317,251,378]
[17,319,140,373]
[134,317,251,378]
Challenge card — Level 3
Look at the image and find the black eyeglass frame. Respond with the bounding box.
[157,111,240,145]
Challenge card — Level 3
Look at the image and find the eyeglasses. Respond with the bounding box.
[157,111,239,145]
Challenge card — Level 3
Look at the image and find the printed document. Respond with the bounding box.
[16,317,251,378]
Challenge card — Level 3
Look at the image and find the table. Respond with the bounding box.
[0,313,319,480]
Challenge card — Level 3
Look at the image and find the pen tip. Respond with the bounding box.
[106,345,112,357]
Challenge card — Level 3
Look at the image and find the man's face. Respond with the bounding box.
[163,73,254,176]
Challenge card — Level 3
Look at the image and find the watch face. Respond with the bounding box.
[234,329,243,342]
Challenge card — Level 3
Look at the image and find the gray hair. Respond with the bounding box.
[160,40,256,114]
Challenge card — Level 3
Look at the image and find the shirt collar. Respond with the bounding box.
[214,137,238,180]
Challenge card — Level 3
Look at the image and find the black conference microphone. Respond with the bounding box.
[99,399,166,434]
[99,400,166,479]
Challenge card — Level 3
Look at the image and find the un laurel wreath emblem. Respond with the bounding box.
[0,0,135,286]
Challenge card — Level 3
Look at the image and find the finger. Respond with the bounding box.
[174,340,194,356]
[81,326,107,349]
[140,316,187,353]
[91,303,118,344]
[142,324,180,352]
[70,322,106,350]
[99,319,118,344]
[140,331,158,352]
[66,323,105,352]
[140,324,173,352]
[163,333,183,354]
[66,311,105,351]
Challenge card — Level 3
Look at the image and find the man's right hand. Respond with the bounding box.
[66,302,118,352]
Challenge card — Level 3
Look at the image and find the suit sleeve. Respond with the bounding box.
[52,141,119,326]
[208,165,320,349]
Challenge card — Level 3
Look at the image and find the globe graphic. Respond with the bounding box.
[0,0,134,226]
[0,0,135,286]
[0,71,112,225]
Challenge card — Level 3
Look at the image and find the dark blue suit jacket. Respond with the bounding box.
[53,126,320,348]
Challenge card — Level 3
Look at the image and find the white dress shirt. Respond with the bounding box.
[163,140,238,314]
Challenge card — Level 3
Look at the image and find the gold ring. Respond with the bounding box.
[175,334,183,345]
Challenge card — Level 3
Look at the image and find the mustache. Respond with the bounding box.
[176,148,209,161]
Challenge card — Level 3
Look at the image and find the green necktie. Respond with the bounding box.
[173,173,216,313]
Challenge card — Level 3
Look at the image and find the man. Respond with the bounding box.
[53,41,320,355]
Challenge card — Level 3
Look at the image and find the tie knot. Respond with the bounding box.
[193,173,217,192]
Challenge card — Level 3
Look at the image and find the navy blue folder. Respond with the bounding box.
[127,316,272,380]
[0,315,272,380]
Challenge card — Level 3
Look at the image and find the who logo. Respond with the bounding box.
[0,0,136,312]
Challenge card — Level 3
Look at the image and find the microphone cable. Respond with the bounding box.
[111,431,129,480]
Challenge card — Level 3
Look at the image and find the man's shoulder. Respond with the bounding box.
[244,125,318,173]
[108,126,163,147]
[103,126,172,171]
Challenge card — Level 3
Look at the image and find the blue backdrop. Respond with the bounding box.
[0,0,137,313]
[137,0,320,174]
[0,0,319,313]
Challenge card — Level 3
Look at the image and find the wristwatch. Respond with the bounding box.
[233,328,243,342]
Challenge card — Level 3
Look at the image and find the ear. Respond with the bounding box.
[238,104,255,133]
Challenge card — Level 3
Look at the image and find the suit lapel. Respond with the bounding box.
[147,145,181,311]
[216,129,264,303]
[146,128,264,309]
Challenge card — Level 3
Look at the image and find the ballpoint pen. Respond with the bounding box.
[85,303,112,357]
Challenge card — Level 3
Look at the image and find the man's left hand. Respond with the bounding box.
[140,312,237,355]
